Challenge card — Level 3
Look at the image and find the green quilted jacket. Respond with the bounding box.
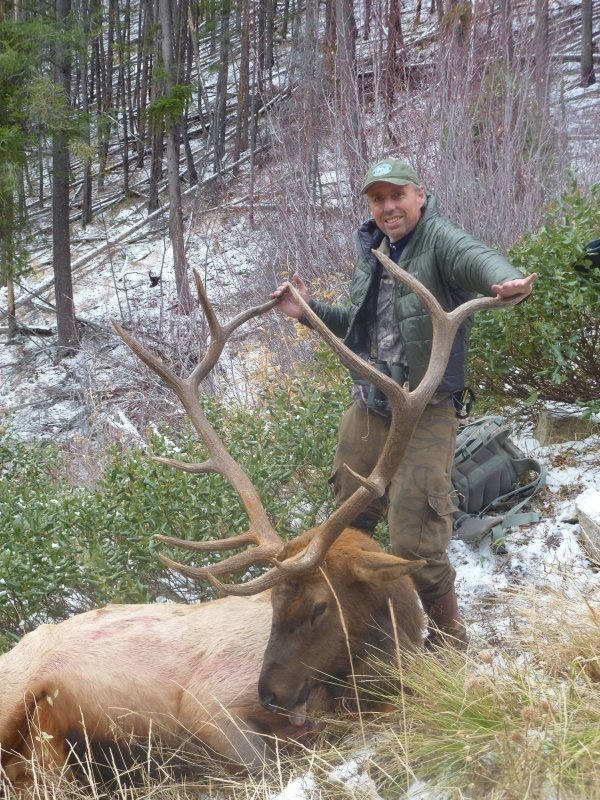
[308,193,524,392]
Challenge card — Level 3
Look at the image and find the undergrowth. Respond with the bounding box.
[469,183,600,415]
[0,346,348,650]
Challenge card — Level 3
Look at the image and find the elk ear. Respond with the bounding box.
[350,552,426,584]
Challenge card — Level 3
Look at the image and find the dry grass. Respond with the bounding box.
[3,582,598,800]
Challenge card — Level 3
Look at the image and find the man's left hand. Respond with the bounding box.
[491,272,537,299]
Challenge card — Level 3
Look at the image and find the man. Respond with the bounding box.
[271,158,536,647]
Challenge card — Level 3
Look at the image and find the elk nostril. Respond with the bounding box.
[259,690,278,712]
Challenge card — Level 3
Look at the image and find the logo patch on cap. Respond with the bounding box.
[372,163,393,177]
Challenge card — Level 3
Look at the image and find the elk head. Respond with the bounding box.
[113,253,521,722]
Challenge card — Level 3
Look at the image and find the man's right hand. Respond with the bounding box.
[269,273,310,320]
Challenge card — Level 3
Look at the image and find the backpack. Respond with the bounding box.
[575,238,600,274]
[451,416,547,551]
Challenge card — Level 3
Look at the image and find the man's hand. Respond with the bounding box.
[269,273,310,320]
[491,272,537,299]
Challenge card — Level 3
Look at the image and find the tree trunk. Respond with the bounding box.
[335,0,365,189]
[386,0,405,106]
[533,0,549,108]
[98,0,116,190]
[188,4,211,135]
[148,0,163,212]
[182,36,198,185]
[0,190,18,339]
[234,0,251,163]
[500,0,514,71]
[80,0,93,225]
[37,135,45,206]
[362,0,371,40]
[116,0,130,193]
[53,0,79,354]
[213,0,230,172]
[581,0,596,87]
[6,274,17,339]
[281,0,290,39]
[136,0,152,168]
[265,0,275,87]
[159,0,193,314]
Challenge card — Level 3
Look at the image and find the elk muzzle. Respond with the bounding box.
[258,659,312,723]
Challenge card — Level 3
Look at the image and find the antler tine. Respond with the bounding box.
[372,250,523,400]
[112,276,285,592]
[155,531,259,552]
[154,531,293,587]
[189,269,279,390]
[274,260,522,574]
[158,553,290,596]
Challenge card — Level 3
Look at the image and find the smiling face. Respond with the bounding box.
[366,181,426,242]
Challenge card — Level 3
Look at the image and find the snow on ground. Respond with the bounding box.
[2,204,599,800]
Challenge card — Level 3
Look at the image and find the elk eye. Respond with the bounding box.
[310,602,327,626]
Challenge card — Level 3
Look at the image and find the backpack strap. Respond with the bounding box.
[452,511,504,543]
[486,459,547,552]
[454,456,547,549]
[454,416,505,464]
[481,457,547,515]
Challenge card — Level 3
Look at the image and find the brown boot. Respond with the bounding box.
[422,587,469,649]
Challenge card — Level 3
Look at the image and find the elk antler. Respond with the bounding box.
[112,270,286,588]
[187,251,523,594]
[273,250,524,576]
[116,261,523,596]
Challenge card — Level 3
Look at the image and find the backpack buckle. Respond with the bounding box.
[452,387,475,419]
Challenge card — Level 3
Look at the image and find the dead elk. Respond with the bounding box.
[0,258,519,790]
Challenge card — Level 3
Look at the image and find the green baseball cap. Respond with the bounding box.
[361,158,421,194]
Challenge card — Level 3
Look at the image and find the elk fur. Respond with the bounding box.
[0,528,424,790]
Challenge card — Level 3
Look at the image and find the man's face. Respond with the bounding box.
[366,181,426,242]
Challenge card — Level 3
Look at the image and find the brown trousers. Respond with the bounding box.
[330,401,459,603]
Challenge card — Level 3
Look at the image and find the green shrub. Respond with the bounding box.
[469,183,600,412]
[0,347,348,652]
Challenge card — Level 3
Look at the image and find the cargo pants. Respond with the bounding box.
[330,400,459,603]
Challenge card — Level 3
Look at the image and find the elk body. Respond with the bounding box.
[0,594,281,783]
[0,257,519,791]
[0,530,423,790]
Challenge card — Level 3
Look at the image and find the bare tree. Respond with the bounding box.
[533,0,549,107]
[148,0,164,213]
[135,0,153,168]
[335,0,366,191]
[581,0,596,87]
[159,0,193,314]
[79,0,94,226]
[234,0,251,163]
[96,0,116,191]
[53,0,78,354]
[385,0,405,106]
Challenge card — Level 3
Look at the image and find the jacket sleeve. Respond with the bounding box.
[437,224,524,296]
[305,298,351,338]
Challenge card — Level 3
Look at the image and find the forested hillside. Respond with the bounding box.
[1,0,598,363]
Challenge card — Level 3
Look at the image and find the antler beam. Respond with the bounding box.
[112,270,286,588]
[117,262,524,596]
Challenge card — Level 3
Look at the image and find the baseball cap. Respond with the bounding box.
[361,158,422,194]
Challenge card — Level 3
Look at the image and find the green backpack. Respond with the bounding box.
[451,416,547,551]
